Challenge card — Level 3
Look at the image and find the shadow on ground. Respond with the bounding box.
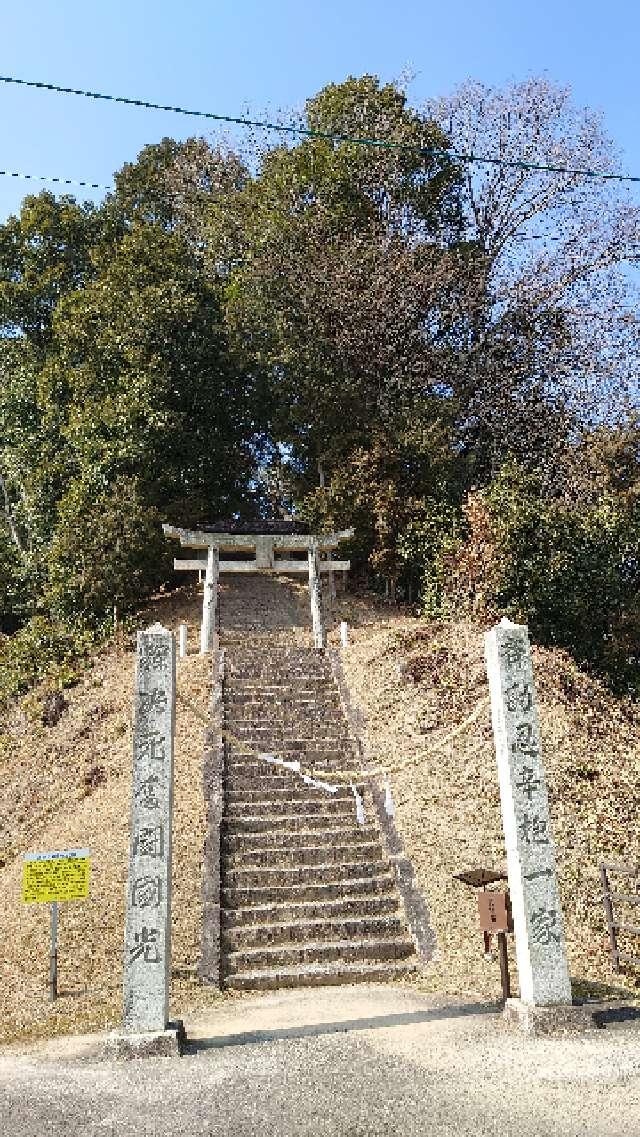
[184,1000,501,1053]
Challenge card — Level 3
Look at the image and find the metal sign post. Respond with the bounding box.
[22,847,91,1000]
[49,901,58,1001]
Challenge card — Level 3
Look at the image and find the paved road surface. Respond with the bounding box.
[1,985,639,1136]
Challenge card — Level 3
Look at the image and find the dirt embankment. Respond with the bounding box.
[0,585,222,1044]
[332,599,640,1001]
[1,580,638,1044]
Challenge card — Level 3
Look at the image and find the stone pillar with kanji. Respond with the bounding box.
[122,623,176,1033]
[485,618,572,1006]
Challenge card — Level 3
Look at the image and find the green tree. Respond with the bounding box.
[46,476,169,625]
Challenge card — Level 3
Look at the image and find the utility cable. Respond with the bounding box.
[1,73,639,184]
[0,167,111,191]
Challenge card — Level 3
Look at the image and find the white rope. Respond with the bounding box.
[258,752,339,794]
[350,783,366,826]
[383,776,396,818]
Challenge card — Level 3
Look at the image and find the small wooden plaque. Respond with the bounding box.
[477,890,513,933]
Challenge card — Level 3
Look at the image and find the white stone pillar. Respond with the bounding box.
[340,621,349,647]
[178,624,187,659]
[485,618,572,1006]
[308,543,326,649]
[123,623,176,1034]
[200,545,219,655]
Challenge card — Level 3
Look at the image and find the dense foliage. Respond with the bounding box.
[1,74,638,699]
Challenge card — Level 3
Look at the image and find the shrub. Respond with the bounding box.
[420,462,640,692]
[46,476,171,626]
[0,615,95,707]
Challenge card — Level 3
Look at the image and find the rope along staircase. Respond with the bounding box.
[218,576,419,990]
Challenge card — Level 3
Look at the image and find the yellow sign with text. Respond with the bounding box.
[22,848,91,903]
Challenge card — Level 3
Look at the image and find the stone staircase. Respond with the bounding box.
[217,577,419,990]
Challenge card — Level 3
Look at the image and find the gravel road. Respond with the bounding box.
[1,984,639,1137]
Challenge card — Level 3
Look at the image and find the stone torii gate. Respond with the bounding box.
[162,521,353,651]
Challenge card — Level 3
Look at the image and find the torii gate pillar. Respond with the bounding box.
[163,522,353,651]
[200,545,219,655]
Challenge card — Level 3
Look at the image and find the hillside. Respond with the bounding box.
[0,579,639,1043]
[0,584,220,1043]
[335,604,640,1001]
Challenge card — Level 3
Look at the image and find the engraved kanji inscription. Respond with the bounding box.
[138,688,169,718]
[131,875,163,909]
[518,812,550,846]
[134,774,161,809]
[514,765,542,801]
[511,722,540,761]
[499,635,528,671]
[138,639,171,674]
[530,907,562,945]
[137,729,167,762]
[505,681,533,714]
[133,825,164,859]
[128,926,161,964]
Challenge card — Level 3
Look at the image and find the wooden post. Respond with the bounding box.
[340,621,349,647]
[308,543,326,649]
[178,624,187,659]
[49,901,58,1001]
[200,546,219,655]
[497,932,511,1000]
[600,863,620,973]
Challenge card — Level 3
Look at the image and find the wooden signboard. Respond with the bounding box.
[477,890,513,934]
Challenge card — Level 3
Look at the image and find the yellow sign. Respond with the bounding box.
[22,848,91,903]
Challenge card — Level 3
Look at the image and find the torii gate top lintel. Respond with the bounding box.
[163,522,353,574]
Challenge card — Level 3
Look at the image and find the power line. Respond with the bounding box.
[0,168,110,191]
[1,73,640,184]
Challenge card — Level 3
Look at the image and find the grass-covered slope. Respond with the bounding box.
[1,582,638,1045]
[0,585,219,1044]
[336,602,640,1001]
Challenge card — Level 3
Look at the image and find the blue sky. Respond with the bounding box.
[1,1,639,221]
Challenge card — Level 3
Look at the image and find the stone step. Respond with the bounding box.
[224,759,356,780]
[229,725,348,741]
[225,710,343,724]
[226,658,322,665]
[223,859,387,889]
[229,717,346,732]
[225,661,332,673]
[223,795,354,814]
[226,693,341,706]
[225,764,357,782]
[222,957,419,991]
[225,677,334,686]
[221,872,396,908]
[227,704,341,717]
[225,782,354,800]
[223,764,352,783]
[226,650,330,662]
[223,772,357,793]
[223,934,416,975]
[225,731,352,745]
[222,913,407,950]
[221,894,400,929]
[222,826,379,852]
[223,810,365,833]
[225,743,357,761]
[223,840,384,870]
